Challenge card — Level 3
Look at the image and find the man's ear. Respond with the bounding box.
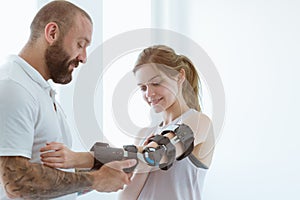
[44,22,60,45]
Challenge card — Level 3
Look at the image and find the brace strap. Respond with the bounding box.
[148,135,176,170]
[90,142,108,170]
[123,145,138,173]
[161,123,194,160]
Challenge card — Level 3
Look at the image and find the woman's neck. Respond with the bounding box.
[162,101,190,126]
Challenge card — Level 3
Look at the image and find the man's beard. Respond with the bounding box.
[45,39,79,84]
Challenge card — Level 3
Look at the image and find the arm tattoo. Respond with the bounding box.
[0,156,94,199]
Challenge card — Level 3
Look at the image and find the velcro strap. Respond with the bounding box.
[162,124,194,160]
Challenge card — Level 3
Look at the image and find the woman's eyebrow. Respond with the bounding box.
[137,75,161,86]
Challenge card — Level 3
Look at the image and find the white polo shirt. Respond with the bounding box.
[0,55,75,200]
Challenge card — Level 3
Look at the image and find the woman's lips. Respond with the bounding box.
[149,97,163,106]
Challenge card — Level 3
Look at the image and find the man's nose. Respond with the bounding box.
[77,49,87,63]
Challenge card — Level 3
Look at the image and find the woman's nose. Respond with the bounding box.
[145,85,155,98]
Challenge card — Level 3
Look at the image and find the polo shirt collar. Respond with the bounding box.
[11,55,52,90]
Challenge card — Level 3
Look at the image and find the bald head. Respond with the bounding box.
[29,0,92,43]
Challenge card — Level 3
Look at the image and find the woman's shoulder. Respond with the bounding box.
[184,110,212,126]
[182,110,213,144]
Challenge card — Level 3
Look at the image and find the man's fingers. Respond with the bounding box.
[127,172,133,180]
[92,160,137,192]
[106,159,137,171]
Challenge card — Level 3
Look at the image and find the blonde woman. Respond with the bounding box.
[40,45,215,200]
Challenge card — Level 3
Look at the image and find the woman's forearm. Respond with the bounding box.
[74,152,94,169]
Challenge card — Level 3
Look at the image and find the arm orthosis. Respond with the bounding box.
[90,124,194,173]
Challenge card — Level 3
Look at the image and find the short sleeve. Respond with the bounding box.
[0,79,37,158]
[187,113,215,160]
[180,112,213,146]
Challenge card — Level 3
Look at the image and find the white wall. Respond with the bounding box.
[1,0,299,200]
[0,0,36,60]
[195,1,300,199]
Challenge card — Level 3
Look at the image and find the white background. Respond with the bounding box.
[0,0,299,200]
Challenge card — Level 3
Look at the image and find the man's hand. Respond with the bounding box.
[0,156,137,199]
[90,159,137,192]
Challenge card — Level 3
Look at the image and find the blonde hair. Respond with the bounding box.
[133,45,201,112]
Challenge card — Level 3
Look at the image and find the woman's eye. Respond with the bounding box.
[152,80,163,86]
[140,86,147,91]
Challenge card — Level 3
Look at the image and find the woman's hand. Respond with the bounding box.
[40,142,94,169]
[142,133,155,146]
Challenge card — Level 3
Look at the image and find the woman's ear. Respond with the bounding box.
[178,68,186,83]
[44,22,60,45]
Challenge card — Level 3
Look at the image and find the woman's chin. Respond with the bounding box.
[151,104,164,113]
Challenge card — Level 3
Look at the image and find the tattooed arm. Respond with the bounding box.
[0,156,136,199]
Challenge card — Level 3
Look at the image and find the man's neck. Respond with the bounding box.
[19,43,49,81]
